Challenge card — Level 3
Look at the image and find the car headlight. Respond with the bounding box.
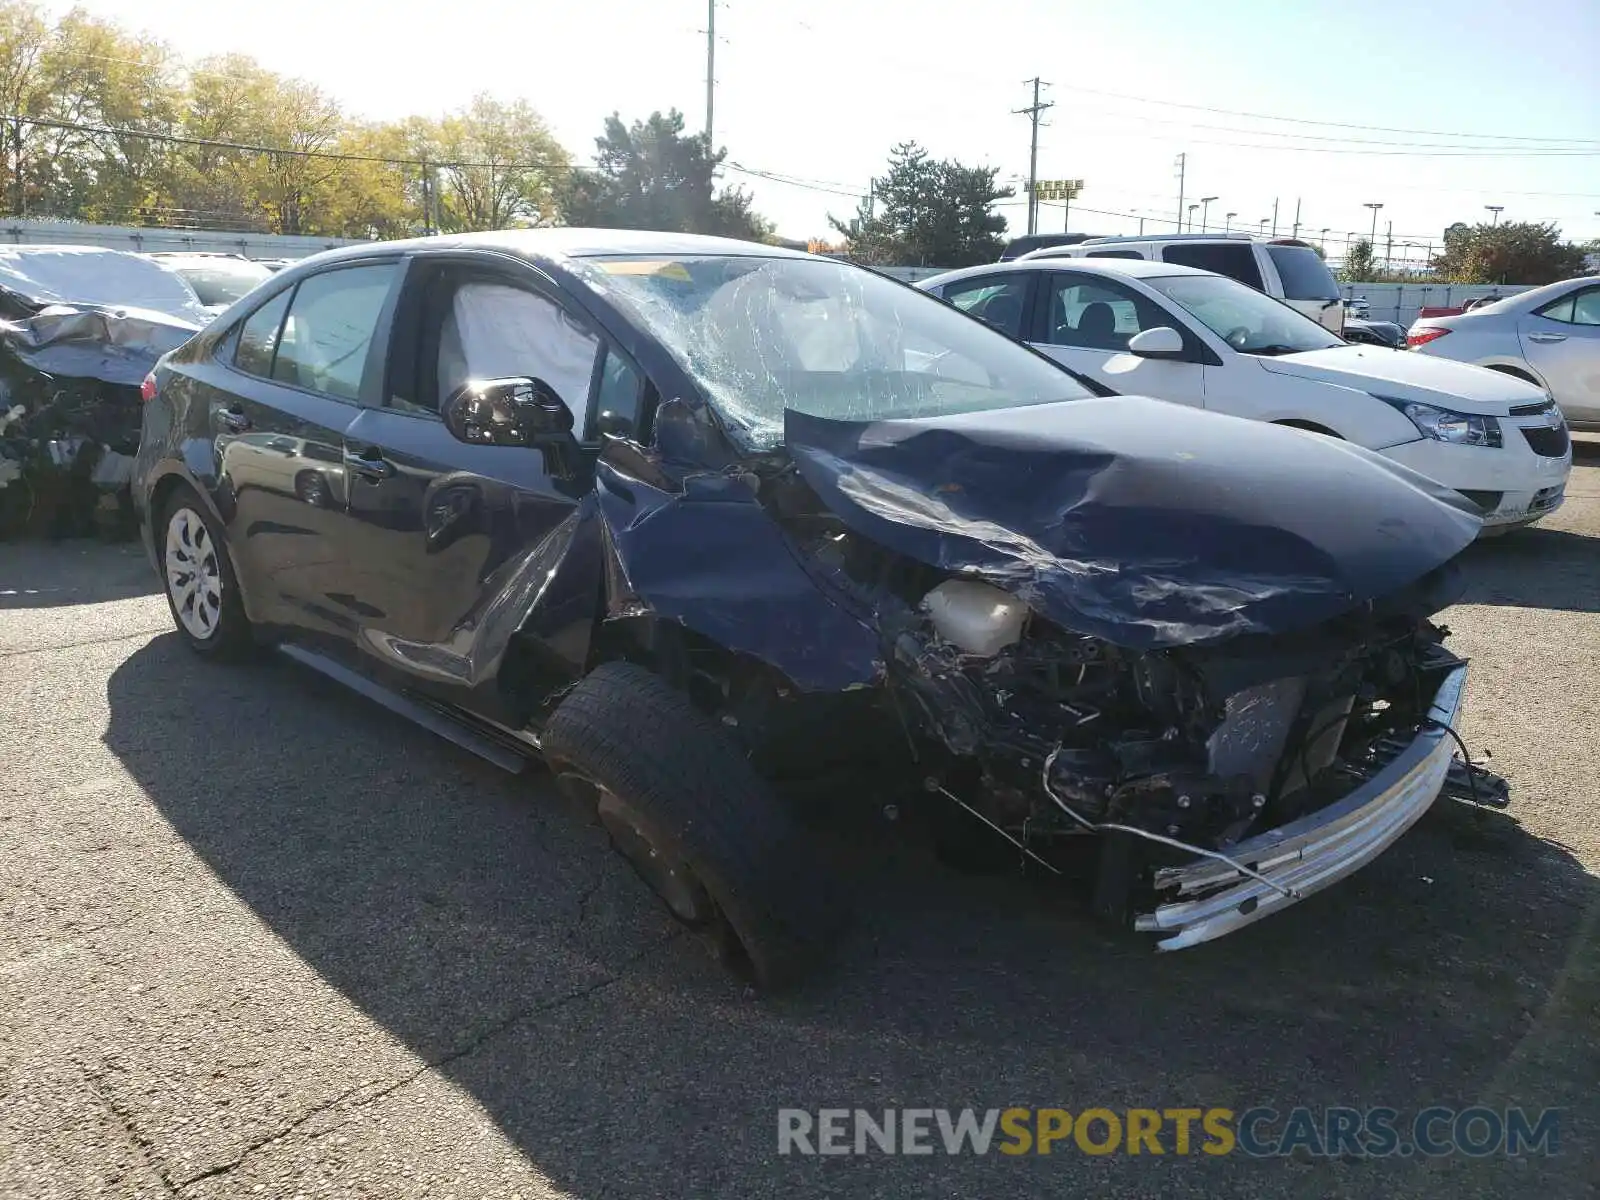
[1374,396,1502,448]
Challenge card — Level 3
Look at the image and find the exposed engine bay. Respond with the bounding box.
[761,460,1473,922]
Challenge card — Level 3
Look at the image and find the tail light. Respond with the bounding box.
[1407,327,1450,349]
[140,371,158,402]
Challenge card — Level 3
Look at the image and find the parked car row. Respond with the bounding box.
[132,228,1513,990]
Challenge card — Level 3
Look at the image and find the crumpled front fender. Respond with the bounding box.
[594,459,881,692]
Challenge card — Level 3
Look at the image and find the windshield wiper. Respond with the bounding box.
[1244,344,1305,357]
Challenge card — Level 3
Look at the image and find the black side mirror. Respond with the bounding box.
[441,377,573,447]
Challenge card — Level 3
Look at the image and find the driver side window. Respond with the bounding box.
[436,281,600,433]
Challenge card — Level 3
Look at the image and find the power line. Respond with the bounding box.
[1043,82,1600,146]
[724,162,862,198]
[1052,105,1600,153]
[0,112,566,172]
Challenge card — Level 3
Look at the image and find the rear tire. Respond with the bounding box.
[157,485,254,660]
[542,661,846,990]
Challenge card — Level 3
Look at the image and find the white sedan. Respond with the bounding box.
[1407,276,1600,432]
[920,259,1572,533]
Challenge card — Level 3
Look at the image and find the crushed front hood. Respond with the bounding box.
[785,397,1482,649]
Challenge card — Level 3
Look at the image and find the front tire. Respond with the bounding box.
[158,486,254,660]
[542,662,846,990]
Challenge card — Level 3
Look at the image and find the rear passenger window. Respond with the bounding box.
[1265,245,1339,300]
[1160,243,1264,291]
[942,275,1030,339]
[234,289,291,378]
[1539,289,1600,326]
[271,263,398,401]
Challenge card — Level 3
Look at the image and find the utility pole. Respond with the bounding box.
[1173,153,1186,232]
[1014,78,1053,235]
[704,0,716,145]
[1291,198,1301,239]
[419,159,432,235]
[1385,220,1394,275]
[1271,197,1279,237]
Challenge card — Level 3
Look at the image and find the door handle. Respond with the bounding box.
[215,405,251,432]
[1527,332,1567,343]
[342,448,394,479]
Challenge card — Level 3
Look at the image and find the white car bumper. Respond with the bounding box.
[1136,663,1467,950]
[1378,422,1571,530]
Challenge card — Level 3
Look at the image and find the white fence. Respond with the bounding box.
[1340,281,1535,329]
[0,218,361,261]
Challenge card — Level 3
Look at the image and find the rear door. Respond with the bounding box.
[1029,270,1212,406]
[1520,284,1600,424]
[937,273,1036,341]
[205,260,400,637]
[335,253,650,721]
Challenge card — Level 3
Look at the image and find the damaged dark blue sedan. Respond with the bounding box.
[132,230,1492,988]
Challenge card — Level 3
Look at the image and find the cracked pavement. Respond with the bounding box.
[2,447,1599,1198]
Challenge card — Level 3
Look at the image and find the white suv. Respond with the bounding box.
[1020,234,1345,334]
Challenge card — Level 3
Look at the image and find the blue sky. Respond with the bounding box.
[60,0,1600,254]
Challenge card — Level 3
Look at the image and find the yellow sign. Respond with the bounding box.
[1034,179,1084,201]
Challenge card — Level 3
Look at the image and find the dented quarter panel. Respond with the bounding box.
[786,397,1483,649]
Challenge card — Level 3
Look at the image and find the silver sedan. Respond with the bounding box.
[1408,277,1600,431]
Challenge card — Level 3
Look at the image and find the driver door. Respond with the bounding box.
[334,254,649,721]
[1029,271,1212,407]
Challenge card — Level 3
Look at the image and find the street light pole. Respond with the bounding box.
[1187,203,1198,232]
[1224,211,1236,233]
[1199,196,1217,233]
[1364,202,1383,249]
[1485,205,1503,226]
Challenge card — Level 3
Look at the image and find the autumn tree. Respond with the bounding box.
[1429,220,1586,286]
[558,109,772,240]
[422,95,568,232]
[829,142,1011,267]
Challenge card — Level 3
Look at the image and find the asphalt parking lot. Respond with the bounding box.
[3,443,1598,1199]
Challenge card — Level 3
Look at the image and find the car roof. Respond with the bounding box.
[294,228,811,273]
[921,258,1212,287]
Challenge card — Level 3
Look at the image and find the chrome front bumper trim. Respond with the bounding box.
[1134,663,1468,951]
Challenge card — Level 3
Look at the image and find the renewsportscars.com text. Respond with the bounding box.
[777,1106,1561,1158]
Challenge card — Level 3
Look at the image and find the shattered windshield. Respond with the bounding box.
[1144,272,1343,356]
[577,254,1090,448]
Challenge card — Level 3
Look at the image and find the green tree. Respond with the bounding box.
[1430,220,1586,285]
[426,95,568,232]
[558,109,771,241]
[828,141,1011,267]
[1342,237,1375,282]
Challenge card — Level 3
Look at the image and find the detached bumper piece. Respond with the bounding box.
[1135,664,1468,951]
